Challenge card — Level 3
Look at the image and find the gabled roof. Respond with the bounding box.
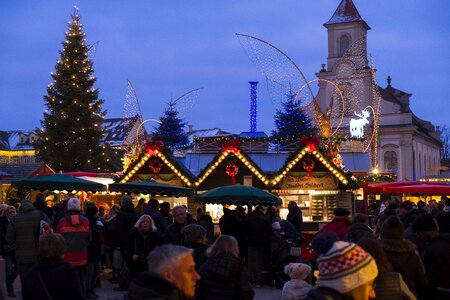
[194,148,270,188]
[118,148,195,187]
[0,163,54,184]
[324,0,370,29]
[272,146,353,188]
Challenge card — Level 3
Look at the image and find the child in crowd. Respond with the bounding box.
[282,262,312,300]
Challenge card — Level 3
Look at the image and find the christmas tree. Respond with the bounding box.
[34,8,111,172]
[271,95,316,140]
[152,100,189,151]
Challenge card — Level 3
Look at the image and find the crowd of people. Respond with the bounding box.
[0,194,449,299]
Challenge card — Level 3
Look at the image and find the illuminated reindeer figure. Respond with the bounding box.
[350,109,370,139]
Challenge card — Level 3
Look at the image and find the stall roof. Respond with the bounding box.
[179,153,290,176]
[180,152,368,176]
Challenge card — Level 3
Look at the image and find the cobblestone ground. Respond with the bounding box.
[6,268,282,300]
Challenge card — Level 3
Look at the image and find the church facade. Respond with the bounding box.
[313,0,441,181]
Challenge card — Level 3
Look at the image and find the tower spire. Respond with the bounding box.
[324,0,370,29]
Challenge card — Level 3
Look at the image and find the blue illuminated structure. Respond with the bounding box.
[249,81,258,132]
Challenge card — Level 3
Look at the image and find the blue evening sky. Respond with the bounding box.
[1,0,449,134]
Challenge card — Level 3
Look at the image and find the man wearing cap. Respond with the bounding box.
[55,198,91,296]
[318,208,351,240]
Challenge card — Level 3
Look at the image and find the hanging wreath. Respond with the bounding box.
[302,158,315,177]
[226,163,239,185]
[149,158,163,179]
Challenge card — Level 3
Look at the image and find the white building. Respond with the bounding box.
[314,0,441,181]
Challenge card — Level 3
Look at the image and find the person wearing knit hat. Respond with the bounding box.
[379,216,428,298]
[305,232,378,300]
[282,263,312,300]
[405,214,439,254]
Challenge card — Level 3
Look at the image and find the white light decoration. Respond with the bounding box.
[349,109,370,139]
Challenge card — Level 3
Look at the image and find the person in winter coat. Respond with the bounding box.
[343,213,374,243]
[218,206,240,238]
[399,200,419,230]
[196,234,254,300]
[196,207,215,245]
[125,214,161,282]
[103,204,121,283]
[358,238,417,300]
[163,205,193,245]
[305,232,378,300]
[181,224,208,270]
[287,202,303,234]
[22,233,85,300]
[84,202,103,299]
[243,206,272,286]
[0,206,18,297]
[6,199,50,283]
[281,263,312,300]
[405,212,450,300]
[379,216,427,299]
[318,208,351,240]
[115,196,139,250]
[435,196,450,233]
[128,244,200,300]
[55,198,91,291]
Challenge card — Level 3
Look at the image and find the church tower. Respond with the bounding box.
[315,0,373,136]
[323,0,369,72]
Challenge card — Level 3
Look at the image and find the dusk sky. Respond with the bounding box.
[1,0,449,134]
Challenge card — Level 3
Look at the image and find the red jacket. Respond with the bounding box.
[319,217,351,240]
[56,211,91,266]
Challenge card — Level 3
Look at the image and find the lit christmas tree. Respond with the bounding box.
[271,95,316,140]
[34,8,112,172]
[152,100,189,151]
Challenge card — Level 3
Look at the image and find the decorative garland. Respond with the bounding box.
[226,163,239,185]
[149,158,163,179]
[302,158,315,177]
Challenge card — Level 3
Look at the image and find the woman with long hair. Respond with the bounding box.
[196,234,254,300]
[124,214,161,282]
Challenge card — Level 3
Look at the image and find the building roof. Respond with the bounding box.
[102,116,141,147]
[188,128,233,143]
[378,84,441,144]
[324,0,370,29]
[0,163,53,184]
[0,130,36,150]
[178,151,368,177]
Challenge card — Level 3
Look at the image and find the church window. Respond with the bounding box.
[384,151,398,175]
[338,34,350,56]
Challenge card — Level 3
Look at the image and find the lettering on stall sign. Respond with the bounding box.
[281,174,337,190]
